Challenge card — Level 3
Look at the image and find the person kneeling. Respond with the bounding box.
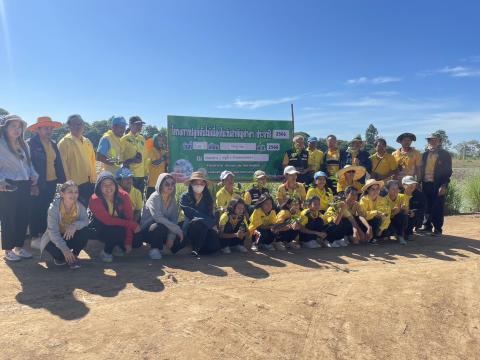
[141,173,183,260]
[219,198,249,254]
[385,180,408,245]
[89,171,141,263]
[359,179,391,245]
[273,198,301,250]
[299,196,327,249]
[248,194,278,251]
[40,181,89,269]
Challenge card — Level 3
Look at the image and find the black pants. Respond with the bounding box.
[44,227,89,261]
[406,210,424,235]
[78,182,95,207]
[29,180,57,237]
[300,218,325,243]
[388,213,406,236]
[276,229,299,243]
[256,228,276,245]
[326,178,338,195]
[187,219,220,254]
[146,186,156,200]
[133,177,146,196]
[365,217,382,238]
[0,180,31,250]
[422,182,445,231]
[325,218,353,242]
[96,224,127,254]
[144,222,183,252]
[220,235,244,248]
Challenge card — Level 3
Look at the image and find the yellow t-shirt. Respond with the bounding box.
[219,213,248,230]
[392,148,422,178]
[307,148,324,172]
[276,183,306,205]
[370,153,398,179]
[121,132,146,177]
[299,208,325,226]
[146,148,167,188]
[275,209,291,224]
[216,187,241,210]
[128,187,144,212]
[41,138,57,182]
[99,130,124,174]
[58,134,97,185]
[106,199,117,217]
[336,178,363,193]
[385,193,409,215]
[248,208,277,233]
[305,187,334,211]
[423,151,438,182]
[59,200,78,234]
[359,195,391,231]
[325,149,341,177]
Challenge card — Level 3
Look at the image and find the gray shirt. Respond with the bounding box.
[0,137,38,184]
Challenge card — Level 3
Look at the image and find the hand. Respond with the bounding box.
[438,185,447,196]
[62,250,77,265]
[134,225,141,234]
[0,182,7,192]
[165,238,174,250]
[316,231,327,240]
[366,227,373,241]
[177,231,184,242]
[30,177,38,186]
[391,207,400,216]
[63,224,77,240]
[30,185,39,196]
[125,245,132,253]
[290,222,301,231]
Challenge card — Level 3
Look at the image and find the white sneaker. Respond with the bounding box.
[232,245,248,253]
[4,250,21,262]
[260,243,275,251]
[251,243,259,252]
[273,242,286,251]
[323,240,332,248]
[286,241,301,250]
[30,237,42,250]
[330,240,342,248]
[302,240,321,249]
[220,246,231,254]
[112,247,125,257]
[13,248,32,259]
[149,248,162,260]
[337,238,349,247]
[101,251,113,263]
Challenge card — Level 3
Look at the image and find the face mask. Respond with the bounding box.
[193,185,205,194]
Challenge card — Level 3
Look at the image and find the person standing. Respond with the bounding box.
[27,117,66,239]
[0,115,39,261]
[345,135,371,183]
[306,136,324,175]
[96,116,127,174]
[370,138,398,182]
[282,135,311,185]
[419,132,452,236]
[392,133,422,180]
[146,133,168,199]
[321,134,347,193]
[57,114,97,205]
[121,116,147,194]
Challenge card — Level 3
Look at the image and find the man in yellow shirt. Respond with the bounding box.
[97,116,127,175]
[58,114,97,205]
[115,167,143,223]
[122,116,147,194]
[392,133,422,180]
[370,138,398,181]
[146,133,168,199]
[307,137,324,173]
[321,135,347,193]
[336,165,365,194]
[384,180,408,244]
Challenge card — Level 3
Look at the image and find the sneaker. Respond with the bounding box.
[330,240,342,248]
[432,229,443,237]
[69,261,82,270]
[30,237,42,250]
[302,240,321,249]
[418,226,432,233]
[220,246,231,254]
[54,259,67,266]
[101,251,113,263]
[337,238,349,247]
[273,242,286,251]
[149,248,162,260]
[112,247,125,257]
[260,243,275,251]
[4,250,22,262]
[398,236,407,245]
[344,236,353,245]
[13,248,32,259]
[251,243,259,252]
[286,241,301,250]
[232,245,248,253]
[368,238,378,245]
[323,240,332,248]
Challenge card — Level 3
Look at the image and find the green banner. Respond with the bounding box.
[167,115,293,182]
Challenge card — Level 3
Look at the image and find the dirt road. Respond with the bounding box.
[1,215,479,359]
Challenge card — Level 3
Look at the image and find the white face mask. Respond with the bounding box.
[192,185,205,194]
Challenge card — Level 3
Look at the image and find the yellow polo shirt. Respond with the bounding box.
[385,193,409,216]
[307,148,324,172]
[370,153,398,179]
[128,186,144,212]
[121,132,146,177]
[41,138,57,182]
[219,213,248,229]
[337,178,363,193]
[423,151,438,182]
[359,195,391,231]
[300,208,325,226]
[277,183,306,205]
[392,148,422,178]
[305,187,333,211]
[248,208,277,233]
[216,187,241,210]
[58,133,96,185]
[146,148,167,188]
[325,149,341,177]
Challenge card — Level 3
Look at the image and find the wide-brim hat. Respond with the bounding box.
[0,114,27,129]
[337,165,366,180]
[361,179,384,193]
[185,171,210,185]
[396,132,417,143]
[426,132,441,140]
[26,116,62,132]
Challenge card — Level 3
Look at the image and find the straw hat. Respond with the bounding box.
[0,114,27,128]
[396,132,417,143]
[185,171,209,185]
[361,179,384,193]
[26,116,62,132]
[336,165,366,180]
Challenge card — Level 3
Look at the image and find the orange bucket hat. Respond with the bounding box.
[26,116,62,132]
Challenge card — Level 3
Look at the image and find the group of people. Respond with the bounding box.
[0,113,452,269]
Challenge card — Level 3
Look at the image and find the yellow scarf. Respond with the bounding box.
[59,200,78,234]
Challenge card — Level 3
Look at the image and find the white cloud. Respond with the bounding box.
[217,96,299,110]
[346,76,402,85]
[460,55,480,63]
[330,97,450,110]
[438,66,480,77]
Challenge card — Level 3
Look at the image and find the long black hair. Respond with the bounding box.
[187,181,214,214]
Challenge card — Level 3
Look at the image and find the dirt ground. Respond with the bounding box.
[0,215,479,360]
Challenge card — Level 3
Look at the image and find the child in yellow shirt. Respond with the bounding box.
[274,199,301,250]
[248,194,277,251]
[218,198,249,254]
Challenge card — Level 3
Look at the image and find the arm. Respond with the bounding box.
[74,203,90,230]
[89,197,137,230]
[146,196,182,236]
[46,205,70,253]
[57,139,71,181]
[96,138,114,165]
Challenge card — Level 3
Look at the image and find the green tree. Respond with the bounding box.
[0,108,8,116]
[365,124,378,146]
[434,129,452,150]
[142,124,162,139]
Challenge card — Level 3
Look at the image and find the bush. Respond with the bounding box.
[444,179,463,215]
[464,173,480,212]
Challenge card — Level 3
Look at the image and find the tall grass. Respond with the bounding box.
[464,173,480,212]
[444,179,463,215]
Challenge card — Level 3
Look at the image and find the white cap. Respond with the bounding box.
[220,170,234,181]
[283,166,299,175]
[253,170,267,179]
[402,176,418,185]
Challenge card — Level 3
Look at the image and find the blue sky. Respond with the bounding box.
[1,0,479,148]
